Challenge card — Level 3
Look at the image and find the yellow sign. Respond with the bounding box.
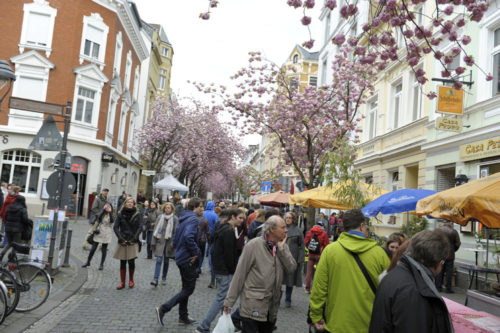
[459,136,500,161]
[435,116,462,132]
[437,86,463,114]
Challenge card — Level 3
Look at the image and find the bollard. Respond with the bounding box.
[41,203,45,216]
[62,229,72,267]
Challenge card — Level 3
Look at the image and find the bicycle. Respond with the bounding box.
[0,280,8,324]
[0,242,52,312]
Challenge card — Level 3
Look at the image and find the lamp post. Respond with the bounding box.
[0,60,16,111]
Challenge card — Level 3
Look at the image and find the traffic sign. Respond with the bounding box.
[46,171,76,198]
[28,115,63,151]
[262,181,272,193]
[54,152,72,169]
[250,190,256,196]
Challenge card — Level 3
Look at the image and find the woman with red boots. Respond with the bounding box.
[113,197,144,289]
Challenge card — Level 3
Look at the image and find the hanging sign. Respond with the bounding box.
[435,116,462,132]
[437,85,463,114]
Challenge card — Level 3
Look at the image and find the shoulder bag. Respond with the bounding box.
[339,243,377,294]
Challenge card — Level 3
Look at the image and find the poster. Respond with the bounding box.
[33,219,53,249]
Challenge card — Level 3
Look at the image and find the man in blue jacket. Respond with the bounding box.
[156,197,204,326]
[203,201,219,288]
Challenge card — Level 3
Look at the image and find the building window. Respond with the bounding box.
[365,175,373,185]
[415,5,424,26]
[124,51,132,91]
[309,76,317,87]
[391,171,399,191]
[133,66,140,100]
[367,98,377,140]
[118,108,127,146]
[107,99,117,135]
[321,58,327,86]
[290,78,298,91]
[127,117,135,152]
[492,28,500,95]
[75,87,96,124]
[14,76,45,101]
[19,1,57,55]
[324,12,331,44]
[158,69,166,90]
[393,82,403,129]
[114,32,122,75]
[79,13,109,65]
[412,73,422,121]
[293,54,299,64]
[162,47,169,57]
[1,150,41,194]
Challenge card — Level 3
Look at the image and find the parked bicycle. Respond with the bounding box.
[0,280,8,324]
[0,241,52,314]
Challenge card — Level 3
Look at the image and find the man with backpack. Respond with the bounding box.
[304,221,329,294]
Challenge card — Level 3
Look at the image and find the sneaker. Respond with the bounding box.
[179,317,197,325]
[161,279,167,285]
[151,280,158,287]
[285,301,291,308]
[155,307,165,326]
[305,289,311,294]
[195,327,210,333]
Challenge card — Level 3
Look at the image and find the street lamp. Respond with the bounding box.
[0,60,16,111]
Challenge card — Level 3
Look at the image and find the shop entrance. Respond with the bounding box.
[70,156,88,216]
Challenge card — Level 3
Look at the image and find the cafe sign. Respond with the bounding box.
[459,136,500,162]
[435,116,462,132]
[437,86,463,115]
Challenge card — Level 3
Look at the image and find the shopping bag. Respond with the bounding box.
[213,313,235,333]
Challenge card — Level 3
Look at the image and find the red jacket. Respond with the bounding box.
[305,226,329,253]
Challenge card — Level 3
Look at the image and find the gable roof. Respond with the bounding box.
[10,50,55,69]
[288,44,319,62]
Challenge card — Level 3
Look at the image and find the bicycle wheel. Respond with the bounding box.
[0,267,20,315]
[0,281,8,324]
[14,263,51,312]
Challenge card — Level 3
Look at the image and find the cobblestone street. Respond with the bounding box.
[19,218,310,333]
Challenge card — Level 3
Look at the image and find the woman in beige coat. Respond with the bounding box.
[150,202,178,287]
[82,203,114,270]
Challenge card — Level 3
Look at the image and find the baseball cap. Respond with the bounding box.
[317,221,325,227]
[102,188,109,192]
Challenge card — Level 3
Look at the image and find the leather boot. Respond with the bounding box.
[99,248,107,270]
[116,269,126,290]
[129,268,135,288]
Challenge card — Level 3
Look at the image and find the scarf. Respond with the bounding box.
[0,194,17,221]
[263,233,277,257]
[154,213,174,240]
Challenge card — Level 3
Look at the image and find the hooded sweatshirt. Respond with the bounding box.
[309,232,390,333]
[173,210,201,266]
[304,225,330,253]
[203,201,218,234]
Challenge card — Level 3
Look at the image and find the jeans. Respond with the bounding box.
[208,244,215,280]
[160,261,198,320]
[285,286,293,303]
[435,259,454,291]
[200,242,208,270]
[198,241,206,270]
[241,316,275,333]
[199,274,233,330]
[154,256,170,281]
[305,254,320,291]
[146,231,153,258]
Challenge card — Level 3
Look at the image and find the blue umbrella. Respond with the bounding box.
[362,188,437,217]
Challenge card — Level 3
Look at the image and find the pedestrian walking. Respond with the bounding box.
[223,215,297,333]
[197,215,210,275]
[369,230,454,333]
[145,201,160,259]
[282,212,305,307]
[155,198,204,326]
[112,197,143,290]
[0,185,29,259]
[196,208,245,333]
[309,209,390,333]
[150,202,178,287]
[203,201,218,288]
[90,188,111,223]
[117,191,127,211]
[82,203,114,270]
[435,222,461,293]
[304,221,329,293]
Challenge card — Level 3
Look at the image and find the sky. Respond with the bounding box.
[135,0,321,146]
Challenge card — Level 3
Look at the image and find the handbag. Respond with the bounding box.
[83,219,101,250]
[339,243,377,294]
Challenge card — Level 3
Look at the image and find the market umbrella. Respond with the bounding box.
[289,182,388,209]
[257,191,290,207]
[416,172,500,228]
[153,174,189,192]
[362,188,437,217]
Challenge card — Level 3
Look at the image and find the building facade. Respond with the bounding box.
[0,0,149,215]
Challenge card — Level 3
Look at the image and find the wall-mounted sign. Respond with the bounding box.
[437,86,463,114]
[9,96,64,116]
[102,152,114,163]
[142,170,156,176]
[435,116,462,132]
[459,136,500,161]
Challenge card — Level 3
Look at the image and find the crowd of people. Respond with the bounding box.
[80,191,461,333]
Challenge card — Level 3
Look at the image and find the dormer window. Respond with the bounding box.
[293,54,299,63]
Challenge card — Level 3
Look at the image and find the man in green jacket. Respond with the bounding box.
[309,209,390,333]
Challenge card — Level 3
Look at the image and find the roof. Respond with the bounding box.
[150,24,171,45]
[288,44,319,62]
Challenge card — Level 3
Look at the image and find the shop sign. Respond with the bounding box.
[459,136,500,161]
[435,116,462,132]
[142,170,156,176]
[101,152,114,163]
[437,86,463,115]
[9,96,64,116]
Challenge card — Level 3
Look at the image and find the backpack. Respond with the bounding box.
[22,218,33,241]
[307,234,321,254]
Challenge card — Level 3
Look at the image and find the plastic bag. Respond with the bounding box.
[213,313,235,333]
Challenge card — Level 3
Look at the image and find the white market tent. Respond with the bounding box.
[153,174,189,192]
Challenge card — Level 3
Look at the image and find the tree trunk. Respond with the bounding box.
[306,206,316,231]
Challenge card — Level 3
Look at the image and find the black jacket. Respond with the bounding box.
[113,207,143,242]
[369,255,453,333]
[5,195,28,233]
[437,225,461,260]
[212,223,238,275]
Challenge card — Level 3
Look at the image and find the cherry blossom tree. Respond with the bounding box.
[195,47,378,227]
[200,0,491,89]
